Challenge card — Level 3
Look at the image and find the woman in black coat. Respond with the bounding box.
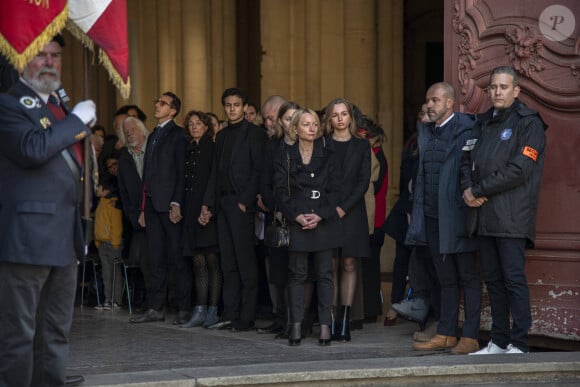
[324,98,371,341]
[180,111,222,328]
[259,101,300,337]
[273,108,341,347]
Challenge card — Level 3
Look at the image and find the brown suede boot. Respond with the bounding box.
[450,337,480,354]
[412,334,457,351]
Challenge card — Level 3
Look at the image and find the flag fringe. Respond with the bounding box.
[98,49,131,99]
[65,20,94,51]
[0,4,68,71]
[65,20,130,99]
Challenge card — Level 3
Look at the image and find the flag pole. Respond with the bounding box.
[82,47,93,251]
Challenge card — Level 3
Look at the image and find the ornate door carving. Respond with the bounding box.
[445,0,580,341]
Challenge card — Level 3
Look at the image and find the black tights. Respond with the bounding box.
[192,251,222,306]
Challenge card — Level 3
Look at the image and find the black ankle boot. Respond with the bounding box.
[319,324,331,346]
[338,305,351,342]
[288,322,301,346]
[330,308,339,340]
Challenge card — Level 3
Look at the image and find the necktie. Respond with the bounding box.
[47,94,83,165]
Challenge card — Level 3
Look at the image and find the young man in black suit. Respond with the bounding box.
[130,92,189,324]
[201,88,266,331]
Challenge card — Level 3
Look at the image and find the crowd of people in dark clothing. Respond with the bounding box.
[0,31,546,386]
[90,89,390,346]
[89,67,546,355]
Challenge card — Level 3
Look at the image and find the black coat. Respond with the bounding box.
[143,120,187,212]
[383,136,418,244]
[117,147,143,230]
[204,120,266,212]
[183,135,217,252]
[273,137,342,252]
[261,137,292,211]
[334,137,371,257]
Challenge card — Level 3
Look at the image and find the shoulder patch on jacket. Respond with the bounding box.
[462,138,477,151]
[522,146,538,162]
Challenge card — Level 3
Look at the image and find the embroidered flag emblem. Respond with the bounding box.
[522,146,538,161]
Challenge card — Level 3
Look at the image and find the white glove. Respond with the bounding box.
[72,100,97,127]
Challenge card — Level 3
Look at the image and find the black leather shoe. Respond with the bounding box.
[172,311,190,325]
[129,309,164,323]
[231,320,255,332]
[256,321,280,334]
[207,320,232,330]
[65,375,85,386]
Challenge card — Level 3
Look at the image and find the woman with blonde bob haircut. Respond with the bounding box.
[273,108,341,347]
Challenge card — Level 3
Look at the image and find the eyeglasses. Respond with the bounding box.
[154,99,172,108]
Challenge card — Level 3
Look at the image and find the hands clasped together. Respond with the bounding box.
[296,213,322,230]
[462,187,488,208]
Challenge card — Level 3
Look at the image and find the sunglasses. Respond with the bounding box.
[154,99,173,108]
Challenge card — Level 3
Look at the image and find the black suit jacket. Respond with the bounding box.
[118,147,144,230]
[143,120,187,212]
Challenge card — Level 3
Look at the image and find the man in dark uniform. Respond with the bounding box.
[0,35,96,386]
[462,66,547,355]
[201,88,266,331]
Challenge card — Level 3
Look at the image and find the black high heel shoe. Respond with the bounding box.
[319,324,331,346]
[288,322,301,346]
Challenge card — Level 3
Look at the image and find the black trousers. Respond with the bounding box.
[0,259,77,387]
[390,241,412,304]
[145,198,190,312]
[269,245,289,324]
[288,249,333,326]
[478,236,530,351]
[362,230,383,317]
[425,216,481,338]
[217,195,258,323]
[408,244,440,320]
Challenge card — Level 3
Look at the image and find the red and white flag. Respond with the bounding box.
[67,0,130,98]
[0,0,68,70]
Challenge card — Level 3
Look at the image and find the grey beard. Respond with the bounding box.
[27,77,61,94]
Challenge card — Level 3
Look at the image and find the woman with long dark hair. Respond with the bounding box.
[323,98,371,342]
[180,111,222,328]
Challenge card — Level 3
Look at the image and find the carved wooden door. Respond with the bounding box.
[444,0,580,341]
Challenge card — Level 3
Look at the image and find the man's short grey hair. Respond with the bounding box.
[490,66,519,87]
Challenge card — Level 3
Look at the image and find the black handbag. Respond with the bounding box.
[264,216,290,247]
[264,152,291,248]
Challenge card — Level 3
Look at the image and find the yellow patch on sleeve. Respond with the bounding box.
[522,146,538,162]
[74,132,87,140]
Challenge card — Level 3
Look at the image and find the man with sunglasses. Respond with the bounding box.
[130,92,189,324]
